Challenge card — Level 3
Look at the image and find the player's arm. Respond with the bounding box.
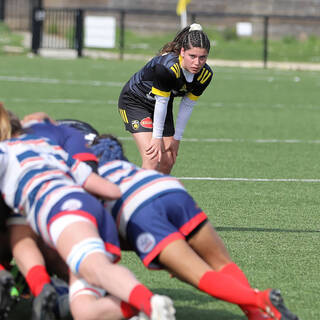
[146,65,176,161]
[21,112,56,125]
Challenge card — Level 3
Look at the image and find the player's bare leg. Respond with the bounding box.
[133,132,174,174]
[55,221,176,320]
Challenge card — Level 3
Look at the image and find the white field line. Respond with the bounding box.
[4,97,320,110]
[0,73,315,86]
[119,136,320,144]
[178,177,320,183]
[4,97,118,105]
[0,75,123,87]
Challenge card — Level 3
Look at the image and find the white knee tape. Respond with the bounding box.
[66,237,107,275]
[69,278,106,302]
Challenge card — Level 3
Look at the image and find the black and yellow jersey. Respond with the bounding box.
[123,52,213,109]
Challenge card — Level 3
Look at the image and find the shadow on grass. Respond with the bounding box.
[155,287,244,320]
[216,226,320,233]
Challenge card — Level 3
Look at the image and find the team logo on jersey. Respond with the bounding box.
[140,117,153,129]
[180,84,187,93]
[131,120,140,130]
[136,232,156,253]
[61,199,82,211]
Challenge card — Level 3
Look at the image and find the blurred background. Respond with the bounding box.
[1,0,320,67]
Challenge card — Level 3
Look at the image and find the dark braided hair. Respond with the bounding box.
[159,23,210,55]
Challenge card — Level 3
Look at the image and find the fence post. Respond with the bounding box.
[29,0,43,31]
[191,13,196,23]
[263,16,269,69]
[31,7,45,54]
[75,9,84,57]
[0,0,5,21]
[119,10,125,60]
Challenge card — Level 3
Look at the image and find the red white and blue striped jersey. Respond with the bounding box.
[0,133,92,232]
[98,160,186,237]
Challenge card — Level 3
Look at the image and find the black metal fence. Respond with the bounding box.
[32,8,83,55]
[2,3,320,67]
[30,8,320,67]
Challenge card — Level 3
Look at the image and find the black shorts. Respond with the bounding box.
[118,83,175,136]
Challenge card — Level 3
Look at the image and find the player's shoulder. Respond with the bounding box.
[151,53,181,80]
[195,63,213,84]
[151,53,179,70]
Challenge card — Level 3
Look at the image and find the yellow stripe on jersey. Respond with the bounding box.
[197,69,205,81]
[170,63,180,78]
[119,108,128,123]
[187,92,199,101]
[200,71,212,84]
[197,68,212,84]
[152,87,171,97]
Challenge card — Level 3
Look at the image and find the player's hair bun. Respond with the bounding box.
[189,23,202,32]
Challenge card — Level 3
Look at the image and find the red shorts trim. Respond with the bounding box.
[48,209,98,229]
[73,153,98,162]
[142,232,184,268]
[105,242,121,263]
[179,211,207,236]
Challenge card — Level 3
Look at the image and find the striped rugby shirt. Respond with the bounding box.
[0,134,92,241]
[99,160,186,238]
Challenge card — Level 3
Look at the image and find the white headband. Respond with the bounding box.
[189,23,202,32]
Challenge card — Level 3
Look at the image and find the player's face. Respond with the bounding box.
[180,47,208,74]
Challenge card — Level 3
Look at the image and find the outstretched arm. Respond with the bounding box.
[83,172,121,200]
[21,112,56,125]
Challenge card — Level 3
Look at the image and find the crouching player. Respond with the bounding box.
[90,137,300,320]
[0,104,176,320]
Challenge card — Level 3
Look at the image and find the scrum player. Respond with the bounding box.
[90,140,299,320]
[0,106,176,320]
[16,113,299,320]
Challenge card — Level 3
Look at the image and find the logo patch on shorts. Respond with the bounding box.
[61,199,82,211]
[131,120,140,130]
[136,232,156,253]
[140,117,153,129]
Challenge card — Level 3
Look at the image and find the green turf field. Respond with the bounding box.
[0,55,319,319]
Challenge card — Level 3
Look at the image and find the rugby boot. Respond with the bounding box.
[31,283,58,320]
[50,277,70,319]
[259,289,299,320]
[0,269,16,319]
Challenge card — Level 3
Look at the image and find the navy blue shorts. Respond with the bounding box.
[126,191,207,269]
[47,191,121,262]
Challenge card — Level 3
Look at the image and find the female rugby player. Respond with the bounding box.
[88,137,299,320]
[17,114,299,320]
[118,23,213,174]
[0,105,176,320]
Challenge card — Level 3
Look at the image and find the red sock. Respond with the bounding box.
[220,263,264,318]
[120,301,139,319]
[0,264,5,271]
[220,263,251,287]
[128,284,153,316]
[26,265,51,297]
[198,270,260,307]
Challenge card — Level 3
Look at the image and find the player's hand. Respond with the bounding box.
[145,138,163,162]
[166,139,180,164]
